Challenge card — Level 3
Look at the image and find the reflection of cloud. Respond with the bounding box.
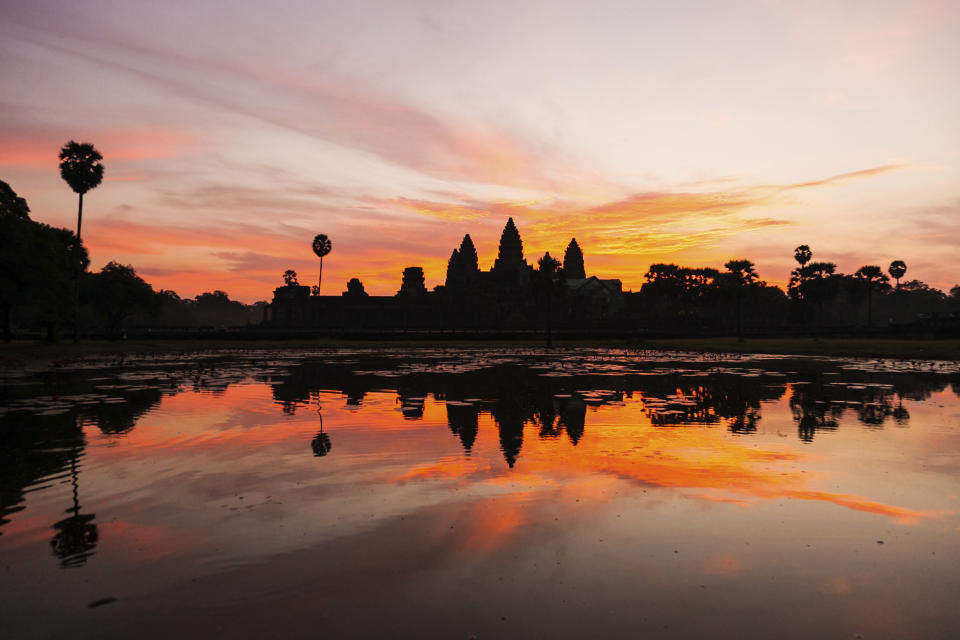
[819,576,853,595]
[386,401,935,525]
[703,553,741,576]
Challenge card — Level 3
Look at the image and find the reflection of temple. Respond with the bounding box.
[265,355,957,466]
[266,217,625,329]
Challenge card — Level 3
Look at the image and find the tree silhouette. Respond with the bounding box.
[282,269,299,286]
[84,261,156,337]
[0,180,30,221]
[724,259,758,341]
[2,181,87,342]
[854,265,889,327]
[804,261,838,325]
[59,141,104,342]
[537,252,561,347]
[889,260,906,289]
[794,245,812,268]
[311,234,332,294]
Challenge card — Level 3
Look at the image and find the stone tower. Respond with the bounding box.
[563,238,585,279]
[492,217,526,274]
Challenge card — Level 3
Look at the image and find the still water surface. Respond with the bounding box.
[2,348,959,639]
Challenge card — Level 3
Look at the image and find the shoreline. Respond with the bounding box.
[2,336,959,368]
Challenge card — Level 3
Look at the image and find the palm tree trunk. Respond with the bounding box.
[73,192,83,343]
[318,254,323,294]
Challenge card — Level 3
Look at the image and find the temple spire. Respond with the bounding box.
[563,238,585,279]
[493,217,525,273]
[459,234,479,273]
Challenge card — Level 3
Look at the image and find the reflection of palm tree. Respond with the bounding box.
[892,393,910,425]
[59,141,104,342]
[311,431,331,456]
[50,440,98,568]
[311,411,331,456]
[311,234,332,295]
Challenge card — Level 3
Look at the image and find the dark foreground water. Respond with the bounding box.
[1,348,959,639]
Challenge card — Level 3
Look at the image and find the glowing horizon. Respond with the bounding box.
[2,1,958,302]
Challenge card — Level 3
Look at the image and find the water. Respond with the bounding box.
[2,348,959,639]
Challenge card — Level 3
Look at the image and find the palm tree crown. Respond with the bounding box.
[312,233,332,295]
[312,234,332,258]
[59,141,104,195]
[889,260,906,287]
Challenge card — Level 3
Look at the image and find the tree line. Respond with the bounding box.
[1,177,264,341]
[636,248,958,336]
[2,139,957,338]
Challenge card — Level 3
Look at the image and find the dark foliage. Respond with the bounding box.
[83,262,157,336]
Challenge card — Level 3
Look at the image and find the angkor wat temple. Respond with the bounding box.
[267,218,632,330]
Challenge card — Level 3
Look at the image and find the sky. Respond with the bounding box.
[1,0,958,301]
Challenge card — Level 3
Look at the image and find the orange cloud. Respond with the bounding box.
[69,162,905,302]
[0,126,195,170]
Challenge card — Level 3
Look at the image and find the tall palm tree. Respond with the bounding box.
[888,260,906,289]
[59,141,104,342]
[794,245,812,268]
[311,234,332,295]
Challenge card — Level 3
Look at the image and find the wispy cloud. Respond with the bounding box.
[0,125,196,170]
[2,20,571,192]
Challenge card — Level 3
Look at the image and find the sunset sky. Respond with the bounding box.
[2,0,958,301]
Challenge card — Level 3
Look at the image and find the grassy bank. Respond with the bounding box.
[2,335,959,368]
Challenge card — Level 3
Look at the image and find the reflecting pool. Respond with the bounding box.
[2,348,959,639]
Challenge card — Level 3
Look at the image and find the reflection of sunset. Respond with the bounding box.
[3,353,959,640]
[76,381,939,527]
[379,397,934,524]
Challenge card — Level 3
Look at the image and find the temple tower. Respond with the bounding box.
[492,217,527,275]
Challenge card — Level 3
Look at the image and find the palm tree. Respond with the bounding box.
[59,141,104,243]
[59,141,103,342]
[311,234,332,295]
[854,265,888,328]
[794,245,812,268]
[888,260,906,289]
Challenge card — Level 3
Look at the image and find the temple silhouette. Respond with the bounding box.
[267,217,627,329]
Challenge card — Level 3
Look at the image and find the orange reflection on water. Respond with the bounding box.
[384,396,933,524]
